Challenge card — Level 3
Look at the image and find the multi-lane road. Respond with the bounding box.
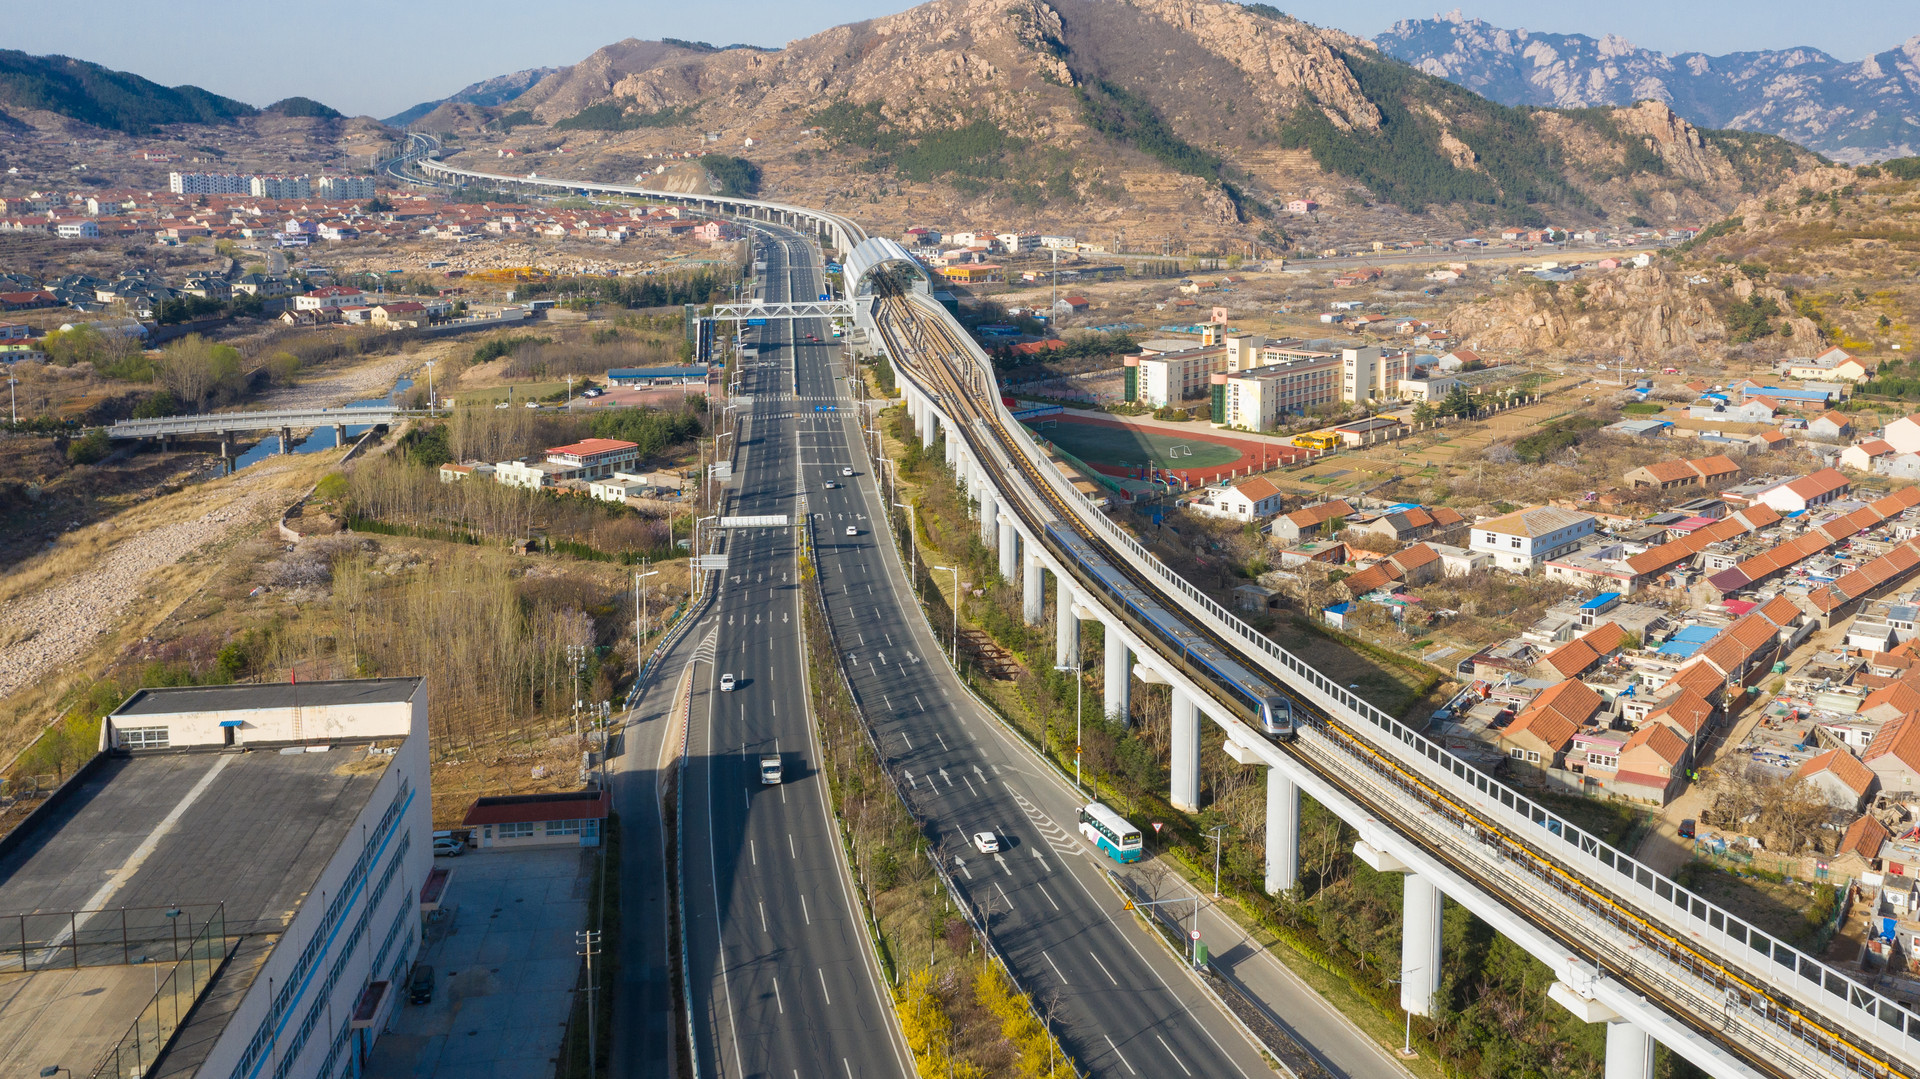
[615,222,1412,1079]
[676,235,911,1079]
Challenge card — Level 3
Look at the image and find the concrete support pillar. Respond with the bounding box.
[998,518,1017,580]
[1056,582,1080,669]
[332,424,346,447]
[921,405,936,450]
[1400,874,1445,1017]
[1170,689,1201,812]
[1604,1022,1655,1079]
[1102,625,1130,725]
[278,426,294,454]
[1265,769,1298,895]
[979,488,998,552]
[1022,554,1045,626]
[944,421,957,469]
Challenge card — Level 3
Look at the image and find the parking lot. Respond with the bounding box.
[364,846,593,1079]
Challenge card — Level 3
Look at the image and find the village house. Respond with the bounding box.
[1795,748,1880,811]
[1808,410,1855,442]
[1784,347,1872,382]
[1272,499,1353,544]
[1498,679,1603,781]
[1883,413,1920,455]
[1863,714,1920,794]
[1611,723,1691,804]
[1622,455,1741,491]
[1469,506,1596,573]
[1345,505,1466,545]
[1842,440,1899,472]
[1750,469,1852,513]
[1187,476,1285,522]
[1531,621,1628,683]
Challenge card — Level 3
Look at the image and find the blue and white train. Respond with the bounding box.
[1044,522,1297,740]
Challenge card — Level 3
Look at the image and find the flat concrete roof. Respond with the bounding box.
[114,676,420,717]
[0,747,392,929]
[0,746,397,1079]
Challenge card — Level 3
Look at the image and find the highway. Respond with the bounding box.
[677,236,910,1079]
[760,225,1290,1078]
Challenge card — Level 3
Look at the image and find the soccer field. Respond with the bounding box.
[1026,419,1242,470]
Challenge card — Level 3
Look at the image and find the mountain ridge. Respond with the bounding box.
[433,0,1816,245]
[382,66,558,128]
[1375,11,1920,163]
[0,49,258,134]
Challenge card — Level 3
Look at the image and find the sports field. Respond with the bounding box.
[1026,418,1239,470]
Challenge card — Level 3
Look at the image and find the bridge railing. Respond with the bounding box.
[891,292,1920,1070]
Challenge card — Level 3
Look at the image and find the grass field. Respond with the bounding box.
[1025,419,1241,470]
[452,381,570,406]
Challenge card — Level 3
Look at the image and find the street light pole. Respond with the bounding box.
[423,360,436,410]
[634,566,660,666]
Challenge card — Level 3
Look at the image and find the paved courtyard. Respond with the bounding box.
[365,847,593,1079]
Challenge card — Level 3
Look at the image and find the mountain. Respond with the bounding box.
[1375,11,1920,164]
[436,0,1819,243]
[382,66,558,128]
[0,49,257,133]
[1444,162,1920,359]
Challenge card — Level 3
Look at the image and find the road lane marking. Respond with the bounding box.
[750,840,757,866]
[1156,1035,1194,1076]
[1089,952,1119,985]
[1036,882,1061,910]
[963,775,978,797]
[788,834,796,858]
[1032,849,1051,874]
[993,853,1010,877]
[818,967,833,1005]
[844,1060,855,1079]
[1103,1035,1138,1075]
[801,894,811,925]
[772,976,784,1014]
[936,733,949,751]
[1042,950,1069,984]
[759,901,767,931]
[958,859,973,880]
[901,731,913,751]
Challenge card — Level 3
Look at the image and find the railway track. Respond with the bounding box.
[873,288,1917,1079]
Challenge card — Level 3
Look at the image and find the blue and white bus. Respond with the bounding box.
[1078,802,1144,864]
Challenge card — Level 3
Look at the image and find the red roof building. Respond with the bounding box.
[463,789,610,848]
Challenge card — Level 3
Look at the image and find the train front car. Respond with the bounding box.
[1259,695,1296,740]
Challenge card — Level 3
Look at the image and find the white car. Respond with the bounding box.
[823,481,838,489]
[719,672,736,692]
[841,467,855,477]
[972,831,1000,854]
[845,526,858,536]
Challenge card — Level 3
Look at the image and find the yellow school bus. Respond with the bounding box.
[1291,432,1341,451]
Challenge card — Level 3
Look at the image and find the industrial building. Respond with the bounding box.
[0,677,434,1079]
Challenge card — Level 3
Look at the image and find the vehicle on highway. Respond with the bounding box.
[845,526,858,536]
[524,401,541,409]
[760,754,783,784]
[841,466,855,476]
[719,672,736,692]
[972,831,1000,854]
[823,481,838,489]
[408,963,435,1005]
[431,831,465,857]
[1078,802,1144,863]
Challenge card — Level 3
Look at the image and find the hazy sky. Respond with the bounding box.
[9,1,1917,119]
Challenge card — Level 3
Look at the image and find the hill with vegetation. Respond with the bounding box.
[1444,160,1920,361]
[437,0,1820,249]
[0,49,257,133]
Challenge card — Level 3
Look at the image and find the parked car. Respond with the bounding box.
[409,963,435,1005]
[431,831,465,857]
[1679,819,1697,839]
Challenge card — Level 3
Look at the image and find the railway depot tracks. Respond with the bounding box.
[871,289,1919,1079]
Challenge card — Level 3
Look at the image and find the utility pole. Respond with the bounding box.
[6,376,16,426]
[566,644,587,716]
[423,360,437,410]
[577,929,602,1077]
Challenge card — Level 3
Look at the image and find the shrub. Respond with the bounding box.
[66,428,110,464]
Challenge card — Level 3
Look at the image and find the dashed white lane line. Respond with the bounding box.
[1104,1035,1138,1076]
[1156,1034,1194,1076]
[1089,951,1119,986]
[1042,949,1070,984]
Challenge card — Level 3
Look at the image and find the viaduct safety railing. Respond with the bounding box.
[879,289,1920,1076]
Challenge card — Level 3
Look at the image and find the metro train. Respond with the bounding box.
[1043,521,1296,740]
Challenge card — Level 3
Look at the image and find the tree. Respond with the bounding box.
[67,428,111,464]
[155,334,242,411]
[1412,401,1436,424]
[363,196,394,213]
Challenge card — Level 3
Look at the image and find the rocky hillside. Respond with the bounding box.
[383,67,557,128]
[1377,12,1920,164]
[434,0,1817,248]
[1446,163,1920,360]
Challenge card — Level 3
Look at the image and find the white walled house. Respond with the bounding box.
[1187,477,1285,522]
[1469,506,1596,572]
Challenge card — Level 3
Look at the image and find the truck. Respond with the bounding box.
[759,755,783,785]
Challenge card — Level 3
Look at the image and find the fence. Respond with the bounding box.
[0,903,226,974]
[90,905,232,1079]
